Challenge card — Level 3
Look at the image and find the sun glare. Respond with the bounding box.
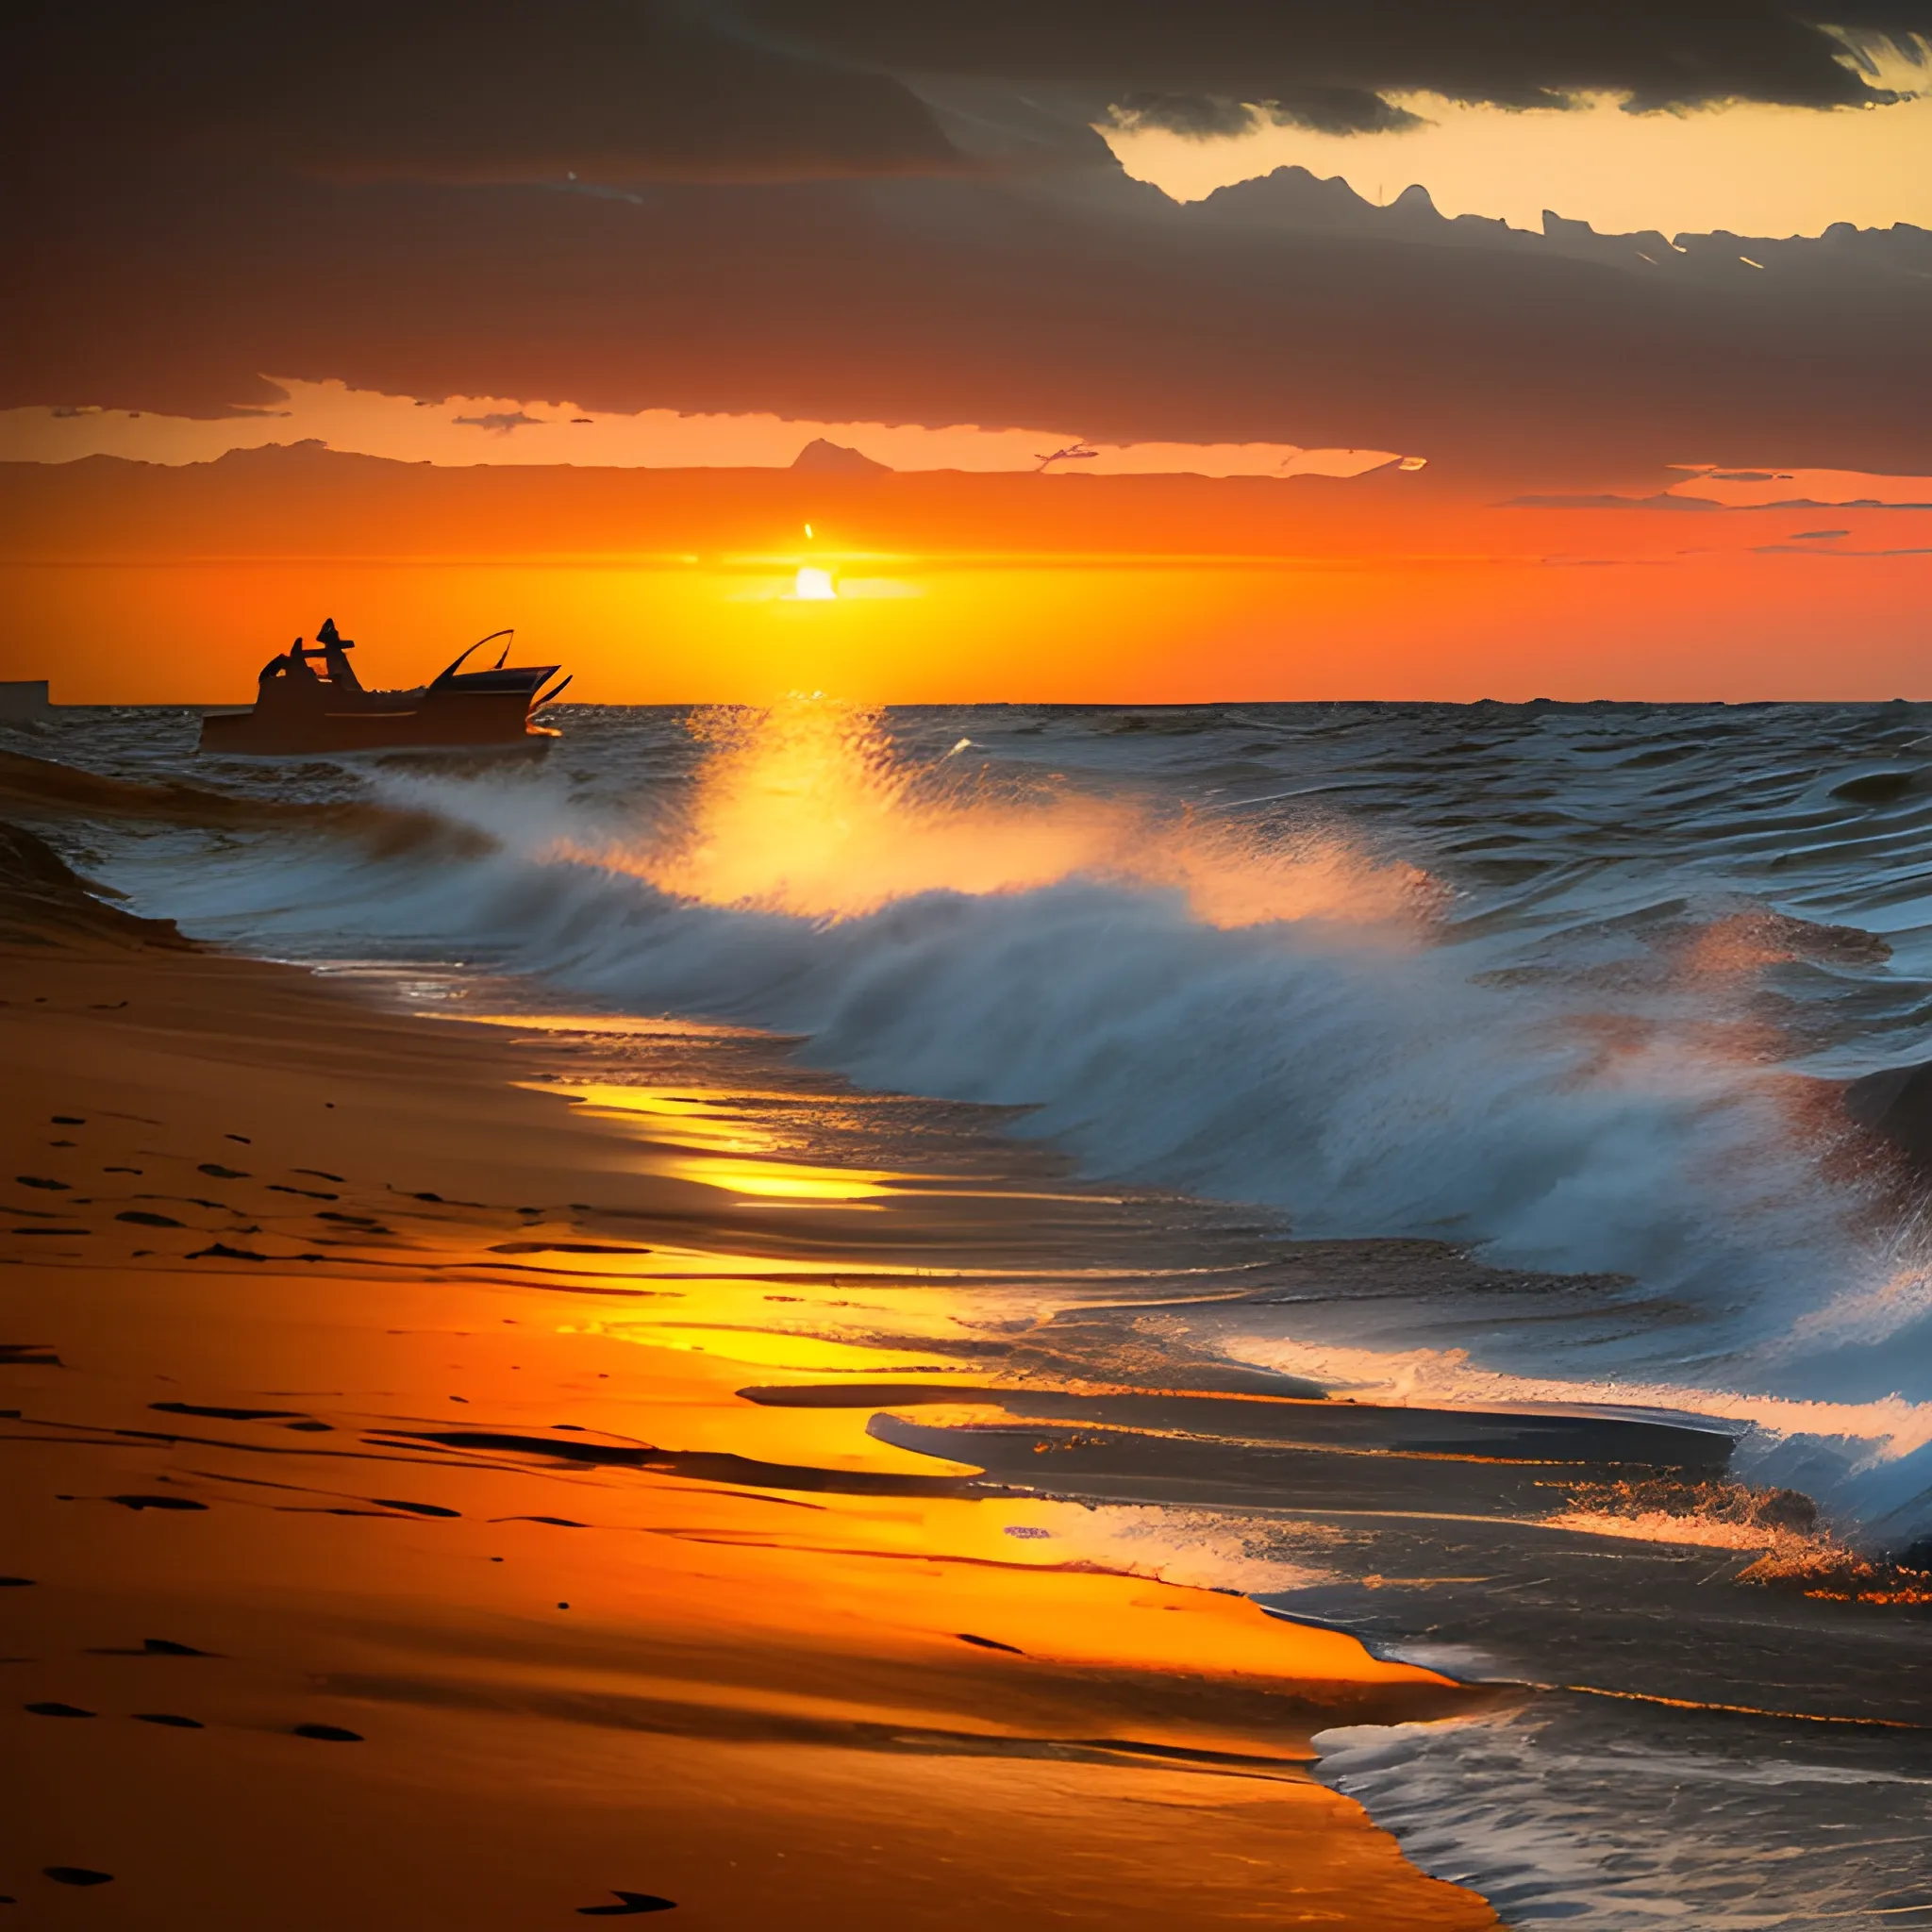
[553,694,1438,932]
[792,565,838,601]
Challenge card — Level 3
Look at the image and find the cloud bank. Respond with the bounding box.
[6,3,1928,487]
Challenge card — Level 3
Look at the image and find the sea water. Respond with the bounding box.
[10,697,1932,1926]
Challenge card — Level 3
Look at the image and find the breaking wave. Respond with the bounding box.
[25,696,1932,1537]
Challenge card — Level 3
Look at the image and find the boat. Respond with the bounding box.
[197,621,570,758]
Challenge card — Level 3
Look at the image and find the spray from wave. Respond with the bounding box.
[476,701,1847,1285]
[71,697,1932,1529]
[546,697,1441,932]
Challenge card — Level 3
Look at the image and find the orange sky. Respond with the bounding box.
[0,379,1413,479]
[6,451,1928,704]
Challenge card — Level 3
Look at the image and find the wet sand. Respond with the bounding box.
[0,837,1500,1927]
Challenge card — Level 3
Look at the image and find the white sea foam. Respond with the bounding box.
[92,700,1932,1536]
[1311,1711,1932,1928]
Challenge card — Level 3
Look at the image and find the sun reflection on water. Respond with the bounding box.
[553,694,1438,930]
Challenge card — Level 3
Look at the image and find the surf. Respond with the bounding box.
[27,695,1932,1542]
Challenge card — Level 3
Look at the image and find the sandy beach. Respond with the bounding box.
[1,821,1501,1927]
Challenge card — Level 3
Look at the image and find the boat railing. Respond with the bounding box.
[431,629,516,687]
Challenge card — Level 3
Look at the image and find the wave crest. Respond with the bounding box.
[557,696,1438,931]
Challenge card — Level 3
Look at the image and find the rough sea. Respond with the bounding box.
[9,696,1932,1926]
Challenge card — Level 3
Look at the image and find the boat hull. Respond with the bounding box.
[198,685,556,758]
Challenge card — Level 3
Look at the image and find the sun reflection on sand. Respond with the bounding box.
[545,1081,783,1155]
[558,1315,973,1385]
[505,1072,1123,1212]
[537,1081,894,1197]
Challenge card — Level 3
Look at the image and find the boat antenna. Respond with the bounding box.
[493,631,513,670]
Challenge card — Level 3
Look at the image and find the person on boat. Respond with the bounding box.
[316,617,363,692]
[257,640,319,691]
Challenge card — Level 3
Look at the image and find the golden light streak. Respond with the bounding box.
[556,694,1439,928]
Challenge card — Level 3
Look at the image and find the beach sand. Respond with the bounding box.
[0,832,1499,1928]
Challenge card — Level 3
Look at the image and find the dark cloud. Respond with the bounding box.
[453,412,547,434]
[1114,87,1426,139]
[8,3,1928,198]
[7,1,964,185]
[1112,93,1271,141]
[1266,88,1432,135]
[6,2,1928,486]
[743,1,1931,115]
[7,153,1928,487]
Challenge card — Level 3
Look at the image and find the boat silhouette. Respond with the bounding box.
[198,621,569,757]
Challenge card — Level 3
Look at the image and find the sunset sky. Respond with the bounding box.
[5,1,1929,702]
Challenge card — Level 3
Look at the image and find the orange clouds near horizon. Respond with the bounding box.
[3,446,1928,705]
[0,376,1415,479]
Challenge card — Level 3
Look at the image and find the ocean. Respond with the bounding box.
[8,695,1932,1925]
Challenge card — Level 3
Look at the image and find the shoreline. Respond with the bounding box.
[1,824,1502,1927]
